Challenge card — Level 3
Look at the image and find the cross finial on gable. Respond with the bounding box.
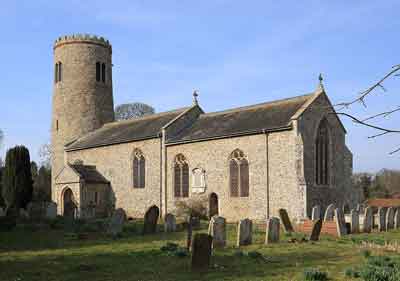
[193,90,199,105]
[317,73,325,92]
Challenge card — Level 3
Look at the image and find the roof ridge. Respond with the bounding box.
[201,93,314,117]
[105,107,190,127]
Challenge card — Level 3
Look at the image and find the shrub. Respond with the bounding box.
[174,197,208,220]
[303,268,328,281]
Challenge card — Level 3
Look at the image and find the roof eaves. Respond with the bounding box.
[162,105,204,130]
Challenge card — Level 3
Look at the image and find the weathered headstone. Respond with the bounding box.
[394,209,400,229]
[356,204,361,212]
[107,208,126,236]
[46,202,57,219]
[164,213,176,232]
[143,206,160,234]
[386,207,395,231]
[324,204,335,221]
[334,208,347,237]
[309,219,323,241]
[19,208,30,219]
[350,209,360,234]
[363,207,373,233]
[265,217,280,244]
[278,209,293,233]
[0,207,5,217]
[208,216,226,248]
[237,218,252,246]
[377,207,387,232]
[191,233,213,271]
[311,205,321,220]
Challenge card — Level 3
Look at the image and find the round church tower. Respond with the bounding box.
[51,34,115,196]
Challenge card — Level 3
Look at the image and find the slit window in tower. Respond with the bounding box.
[96,62,100,82]
[101,63,106,83]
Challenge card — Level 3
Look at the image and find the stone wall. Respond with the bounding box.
[67,138,162,218]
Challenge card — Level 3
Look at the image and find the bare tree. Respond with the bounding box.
[115,102,155,121]
[330,64,400,154]
[38,142,52,169]
[0,129,3,147]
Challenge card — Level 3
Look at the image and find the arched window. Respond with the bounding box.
[133,149,145,188]
[174,154,189,197]
[315,118,330,185]
[101,63,106,83]
[96,62,100,82]
[229,149,249,197]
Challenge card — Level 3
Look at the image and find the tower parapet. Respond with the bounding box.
[54,34,112,52]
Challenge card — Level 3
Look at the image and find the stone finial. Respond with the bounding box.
[193,90,199,106]
[317,73,325,92]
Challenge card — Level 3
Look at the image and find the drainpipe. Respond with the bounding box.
[263,129,270,219]
[159,132,163,217]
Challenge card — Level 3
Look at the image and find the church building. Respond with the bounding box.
[51,34,356,221]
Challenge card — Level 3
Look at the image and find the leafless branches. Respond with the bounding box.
[333,64,400,154]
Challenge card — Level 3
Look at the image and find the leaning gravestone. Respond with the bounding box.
[378,207,387,232]
[334,208,347,237]
[309,219,323,241]
[394,209,400,229]
[324,204,335,221]
[386,207,395,230]
[265,217,280,244]
[143,206,160,234]
[107,208,126,236]
[363,207,373,233]
[46,202,57,219]
[278,209,293,233]
[164,213,176,232]
[208,216,226,248]
[237,218,252,246]
[312,205,321,220]
[191,233,213,271]
[350,209,360,234]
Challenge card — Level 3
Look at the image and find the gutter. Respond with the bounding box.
[263,129,270,219]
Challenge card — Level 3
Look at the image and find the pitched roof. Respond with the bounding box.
[66,107,189,151]
[167,93,314,144]
[70,164,109,183]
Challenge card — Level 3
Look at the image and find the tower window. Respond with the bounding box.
[96,62,100,82]
[55,62,62,83]
[101,63,106,83]
[315,118,330,185]
[56,120,59,131]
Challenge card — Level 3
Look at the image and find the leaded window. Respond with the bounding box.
[229,149,249,197]
[315,118,330,185]
[133,149,145,188]
[174,154,189,197]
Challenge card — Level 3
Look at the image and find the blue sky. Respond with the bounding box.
[0,1,399,172]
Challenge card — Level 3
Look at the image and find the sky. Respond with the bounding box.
[0,1,399,172]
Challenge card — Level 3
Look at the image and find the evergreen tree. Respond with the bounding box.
[33,166,51,202]
[1,146,33,211]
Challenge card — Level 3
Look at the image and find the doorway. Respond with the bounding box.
[209,192,219,218]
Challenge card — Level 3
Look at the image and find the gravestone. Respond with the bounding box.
[350,209,360,234]
[363,207,373,233]
[208,216,226,248]
[386,207,395,230]
[334,208,347,237]
[309,219,323,241]
[265,217,280,244]
[278,209,293,233]
[191,233,213,271]
[0,207,5,217]
[394,209,400,229]
[356,204,361,212]
[107,208,126,236]
[377,207,387,232]
[311,205,321,220]
[143,206,160,234]
[19,209,30,219]
[164,213,176,232]
[237,218,252,246]
[46,202,57,219]
[324,204,335,221]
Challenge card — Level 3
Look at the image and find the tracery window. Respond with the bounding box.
[174,154,189,197]
[133,149,145,188]
[229,149,249,197]
[315,118,330,185]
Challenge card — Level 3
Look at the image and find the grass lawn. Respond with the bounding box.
[0,221,399,281]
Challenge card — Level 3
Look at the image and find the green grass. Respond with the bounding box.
[0,221,399,281]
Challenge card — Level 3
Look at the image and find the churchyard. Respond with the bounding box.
[1,205,400,281]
